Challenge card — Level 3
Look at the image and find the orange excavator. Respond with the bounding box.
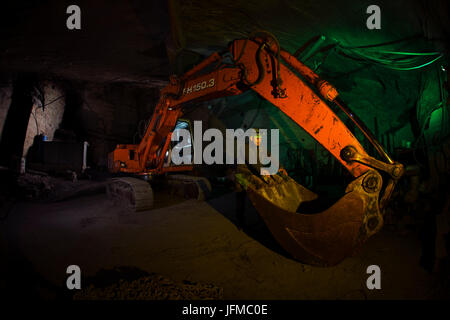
[107,32,404,266]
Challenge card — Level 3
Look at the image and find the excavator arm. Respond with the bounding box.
[108,33,404,266]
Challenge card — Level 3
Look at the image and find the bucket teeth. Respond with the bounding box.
[236,168,317,212]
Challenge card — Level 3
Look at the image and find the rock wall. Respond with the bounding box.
[0,81,12,142]
[79,83,159,167]
[2,74,160,169]
[23,81,65,156]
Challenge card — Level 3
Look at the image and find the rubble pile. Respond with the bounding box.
[16,172,106,201]
[73,273,224,300]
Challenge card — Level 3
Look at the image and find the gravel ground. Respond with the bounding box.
[73,267,223,300]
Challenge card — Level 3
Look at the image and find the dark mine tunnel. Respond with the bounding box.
[0,0,449,311]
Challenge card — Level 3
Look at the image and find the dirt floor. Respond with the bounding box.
[0,189,449,300]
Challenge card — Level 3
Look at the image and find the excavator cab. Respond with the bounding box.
[163,119,194,168]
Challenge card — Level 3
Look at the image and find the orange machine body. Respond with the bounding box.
[109,37,370,178]
[107,35,403,266]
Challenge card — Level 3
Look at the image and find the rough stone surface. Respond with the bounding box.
[23,81,65,156]
[1,192,448,300]
[73,269,223,300]
[0,82,12,142]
